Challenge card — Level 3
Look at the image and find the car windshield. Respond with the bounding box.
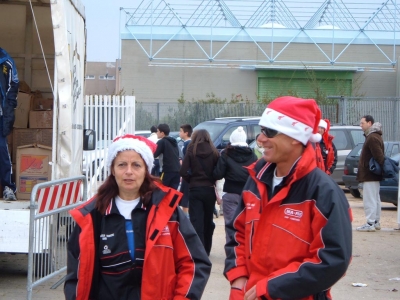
[193,122,227,142]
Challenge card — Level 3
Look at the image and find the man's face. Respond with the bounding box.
[179,128,187,140]
[258,127,296,164]
[360,118,372,133]
[156,129,165,139]
[318,127,325,135]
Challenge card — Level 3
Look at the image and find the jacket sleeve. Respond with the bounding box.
[179,149,192,182]
[64,224,81,300]
[213,153,227,180]
[171,208,212,300]
[153,139,164,158]
[328,142,338,174]
[255,184,352,299]
[224,191,249,282]
[369,135,385,166]
[5,59,19,108]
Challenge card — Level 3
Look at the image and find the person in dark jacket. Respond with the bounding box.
[224,96,352,300]
[153,123,180,189]
[180,129,219,256]
[356,115,385,232]
[178,123,193,218]
[213,126,257,243]
[65,134,211,300]
[0,47,19,201]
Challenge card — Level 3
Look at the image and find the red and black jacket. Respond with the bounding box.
[224,144,352,300]
[65,183,211,300]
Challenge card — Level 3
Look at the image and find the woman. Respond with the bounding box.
[253,133,264,159]
[213,126,257,243]
[65,134,211,300]
[180,129,219,256]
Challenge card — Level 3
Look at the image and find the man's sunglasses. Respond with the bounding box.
[260,127,280,138]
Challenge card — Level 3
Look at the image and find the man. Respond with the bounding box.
[0,48,19,201]
[147,125,159,176]
[224,96,352,300]
[356,115,384,232]
[153,123,180,189]
[178,124,193,217]
[315,119,337,175]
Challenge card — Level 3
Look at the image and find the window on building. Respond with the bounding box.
[99,75,115,80]
[85,75,95,79]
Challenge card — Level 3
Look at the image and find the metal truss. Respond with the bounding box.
[120,0,400,69]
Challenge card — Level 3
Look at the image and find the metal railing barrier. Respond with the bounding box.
[26,176,88,300]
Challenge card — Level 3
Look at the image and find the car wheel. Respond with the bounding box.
[349,189,361,198]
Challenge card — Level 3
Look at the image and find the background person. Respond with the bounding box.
[315,119,337,175]
[65,134,211,300]
[147,125,160,176]
[213,126,257,243]
[356,115,385,232]
[0,47,19,201]
[178,123,193,218]
[180,129,219,256]
[154,123,180,189]
[224,96,352,300]
[253,133,264,159]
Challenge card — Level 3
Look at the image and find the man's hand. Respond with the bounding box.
[231,276,247,290]
[244,285,257,300]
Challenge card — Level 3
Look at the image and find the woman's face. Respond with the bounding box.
[112,150,146,200]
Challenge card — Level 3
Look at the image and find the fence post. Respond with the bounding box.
[394,98,399,141]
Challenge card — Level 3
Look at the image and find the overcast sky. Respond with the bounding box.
[82,0,136,62]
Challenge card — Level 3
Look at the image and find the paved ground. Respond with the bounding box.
[1,192,399,299]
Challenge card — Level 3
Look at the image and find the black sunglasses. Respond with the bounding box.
[260,127,280,138]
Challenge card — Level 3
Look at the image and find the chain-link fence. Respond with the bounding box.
[135,97,400,141]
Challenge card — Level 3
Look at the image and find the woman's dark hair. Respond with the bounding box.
[189,129,219,157]
[95,155,161,214]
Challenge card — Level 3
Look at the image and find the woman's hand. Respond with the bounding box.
[244,285,257,300]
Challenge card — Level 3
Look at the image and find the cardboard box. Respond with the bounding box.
[16,144,52,200]
[14,92,32,128]
[31,98,53,110]
[29,110,53,128]
[12,128,53,162]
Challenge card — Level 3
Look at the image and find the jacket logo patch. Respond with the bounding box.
[103,245,111,255]
[246,203,256,210]
[161,225,170,236]
[284,208,303,221]
[100,233,115,240]
[3,65,7,75]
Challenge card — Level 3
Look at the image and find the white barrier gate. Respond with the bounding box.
[84,95,135,198]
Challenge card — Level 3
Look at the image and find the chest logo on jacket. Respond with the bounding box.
[100,233,115,241]
[102,245,111,255]
[284,208,303,221]
[246,203,256,210]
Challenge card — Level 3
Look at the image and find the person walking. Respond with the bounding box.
[213,126,257,244]
[224,96,352,300]
[178,123,193,218]
[356,115,385,232]
[315,119,337,175]
[180,129,219,256]
[147,125,160,176]
[153,123,180,189]
[0,47,19,201]
[65,134,211,300]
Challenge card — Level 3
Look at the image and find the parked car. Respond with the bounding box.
[343,141,400,199]
[82,139,112,178]
[357,152,400,206]
[193,117,261,150]
[135,130,151,138]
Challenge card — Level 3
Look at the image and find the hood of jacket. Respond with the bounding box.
[227,146,255,163]
[164,136,178,146]
[193,142,215,159]
[365,122,382,136]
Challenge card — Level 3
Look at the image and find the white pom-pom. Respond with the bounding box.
[309,133,322,143]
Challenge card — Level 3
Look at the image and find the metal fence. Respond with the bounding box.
[135,97,400,141]
[26,176,87,300]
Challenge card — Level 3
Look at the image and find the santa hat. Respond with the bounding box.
[318,119,328,130]
[230,126,248,146]
[259,96,322,145]
[107,134,157,173]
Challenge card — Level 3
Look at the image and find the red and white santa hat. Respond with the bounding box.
[259,96,322,145]
[107,134,157,173]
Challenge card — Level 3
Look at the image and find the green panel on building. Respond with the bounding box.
[257,70,353,101]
